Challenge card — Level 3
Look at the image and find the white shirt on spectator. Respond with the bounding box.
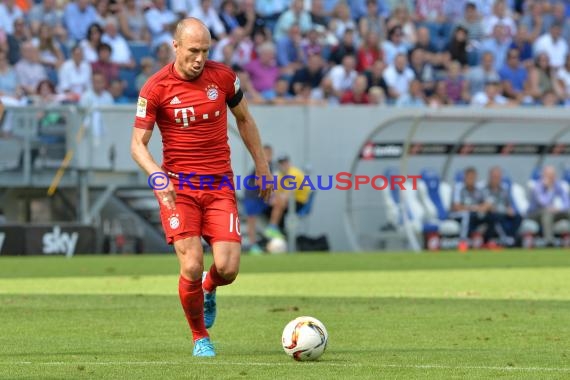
[145,7,178,49]
[0,3,23,34]
[327,64,357,93]
[557,67,570,96]
[58,59,92,95]
[79,40,99,63]
[533,33,568,68]
[483,16,517,38]
[211,36,253,67]
[470,91,508,106]
[102,33,133,65]
[171,0,223,13]
[383,65,415,99]
[14,60,47,92]
[189,6,226,38]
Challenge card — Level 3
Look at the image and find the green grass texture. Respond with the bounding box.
[0,250,569,379]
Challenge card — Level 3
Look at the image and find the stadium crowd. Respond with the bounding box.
[1,0,570,108]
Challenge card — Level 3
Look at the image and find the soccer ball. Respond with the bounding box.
[266,237,287,254]
[282,316,328,361]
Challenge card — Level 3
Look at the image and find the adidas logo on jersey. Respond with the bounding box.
[170,96,181,105]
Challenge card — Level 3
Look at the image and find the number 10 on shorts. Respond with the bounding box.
[229,213,241,235]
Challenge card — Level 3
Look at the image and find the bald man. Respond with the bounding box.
[131,18,273,357]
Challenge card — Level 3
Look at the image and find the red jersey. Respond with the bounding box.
[134,61,242,177]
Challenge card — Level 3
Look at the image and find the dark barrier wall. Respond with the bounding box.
[0,224,96,256]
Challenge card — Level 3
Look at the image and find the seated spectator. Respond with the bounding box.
[235,0,267,38]
[14,42,47,96]
[219,0,241,35]
[101,18,136,69]
[32,23,65,71]
[479,24,512,72]
[445,26,469,68]
[273,0,312,40]
[235,68,266,104]
[244,41,280,97]
[499,48,530,102]
[289,53,325,96]
[556,54,570,105]
[540,90,561,107]
[309,0,329,28]
[310,76,340,105]
[263,154,312,239]
[458,2,484,47]
[58,44,92,102]
[356,30,382,73]
[300,25,324,60]
[482,0,517,38]
[368,85,387,106]
[6,18,31,65]
[0,0,24,35]
[340,74,370,104]
[533,23,568,69]
[528,166,570,246]
[136,57,155,91]
[444,60,465,104]
[414,26,446,68]
[145,0,179,50]
[63,0,98,43]
[396,79,427,107]
[519,0,548,43]
[275,24,305,76]
[212,27,253,68]
[544,1,570,43]
[428,80,453,107]
[328,1,357,41]
[117,0,149,42]
[409,47,435,95]
[328,28,358,66]
[526,53,563,103]
[364,59,389,95]
[189,0,227,41]
[153,43,174,72]
[109,78,130,104]
[382,25,409,66]
[91,43,120,86]
[80,71,114,141]
[358,0,386,42]
[463,51,500,102]
[327,54,358,98]
[414,0,452,51]
[0,49,23,101]
[481,166,521,247]
[28,0,66,40]
[509,25,534,67]
[451,166,489,249]
[383,53,415,102]
[80,23,104,64]
[470,80,514,107]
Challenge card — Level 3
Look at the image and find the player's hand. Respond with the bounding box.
[156,182,177,211]
[256,168,274,203]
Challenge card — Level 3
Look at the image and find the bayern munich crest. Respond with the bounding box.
[206,84,219,100]
[169,214,180,229]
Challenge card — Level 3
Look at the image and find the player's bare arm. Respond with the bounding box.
[130,127,176,210]
[230,97,274,202]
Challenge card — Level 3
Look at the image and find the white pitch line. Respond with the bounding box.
[1,362,569,372]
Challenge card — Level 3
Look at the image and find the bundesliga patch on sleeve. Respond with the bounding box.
[234,76,240,94]
[136,97,147,118]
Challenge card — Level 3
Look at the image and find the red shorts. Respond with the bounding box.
[156,187,241,246]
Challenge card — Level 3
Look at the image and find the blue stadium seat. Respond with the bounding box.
[296,191,315,217]
[128,42,152,66]
[119,68,139,100]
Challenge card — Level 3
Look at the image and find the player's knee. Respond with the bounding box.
[180,257,204,279]
[217,266,238,282]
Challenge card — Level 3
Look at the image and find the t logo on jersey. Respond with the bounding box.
[174,107,196,128]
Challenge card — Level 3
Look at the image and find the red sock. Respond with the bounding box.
[203,265,234,293]
[178,276,208,341]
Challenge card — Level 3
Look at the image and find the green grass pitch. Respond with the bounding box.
[0,250,569,379]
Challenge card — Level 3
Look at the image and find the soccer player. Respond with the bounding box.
[130,17,273,357]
